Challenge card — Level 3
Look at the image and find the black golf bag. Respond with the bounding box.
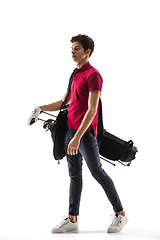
[97,99,138,166]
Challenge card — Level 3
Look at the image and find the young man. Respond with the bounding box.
[28,34,128,233]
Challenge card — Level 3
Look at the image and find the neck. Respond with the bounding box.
[77,57,89,69]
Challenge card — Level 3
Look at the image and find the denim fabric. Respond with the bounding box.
[64,125,123,215]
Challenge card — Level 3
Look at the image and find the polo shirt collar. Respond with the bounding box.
[74,62,90,73]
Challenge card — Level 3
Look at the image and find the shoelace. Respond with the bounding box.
[56,217,69,228]
[110,215,123,226]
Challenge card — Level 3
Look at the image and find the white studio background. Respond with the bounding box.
[0,0,160,239]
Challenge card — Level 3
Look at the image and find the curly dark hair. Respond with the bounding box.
[70,34,94,57]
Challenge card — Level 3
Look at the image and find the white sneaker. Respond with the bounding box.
[51,217,79,233]
[107,214,128,233]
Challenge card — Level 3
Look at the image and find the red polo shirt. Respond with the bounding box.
[67,62,103,136]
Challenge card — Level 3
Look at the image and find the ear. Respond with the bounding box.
[85,49,91,57]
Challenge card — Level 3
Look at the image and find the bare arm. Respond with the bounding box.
[40,91,70,112]
[67,91,101,155]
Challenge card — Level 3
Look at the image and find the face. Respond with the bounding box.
[71,41,90,63]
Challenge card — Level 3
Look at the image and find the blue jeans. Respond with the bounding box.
[64,125,123,216]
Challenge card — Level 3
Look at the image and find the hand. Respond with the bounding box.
[28,106,41,126]
[67,136,80,155]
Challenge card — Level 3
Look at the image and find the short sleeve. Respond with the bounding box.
[87,72,103,92]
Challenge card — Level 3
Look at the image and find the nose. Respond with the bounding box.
[71,49,75,54]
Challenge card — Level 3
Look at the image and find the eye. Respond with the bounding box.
[71,47,81,51]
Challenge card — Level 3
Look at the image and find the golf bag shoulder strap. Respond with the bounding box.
[98,98,104,135]
[60,71,75,110]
